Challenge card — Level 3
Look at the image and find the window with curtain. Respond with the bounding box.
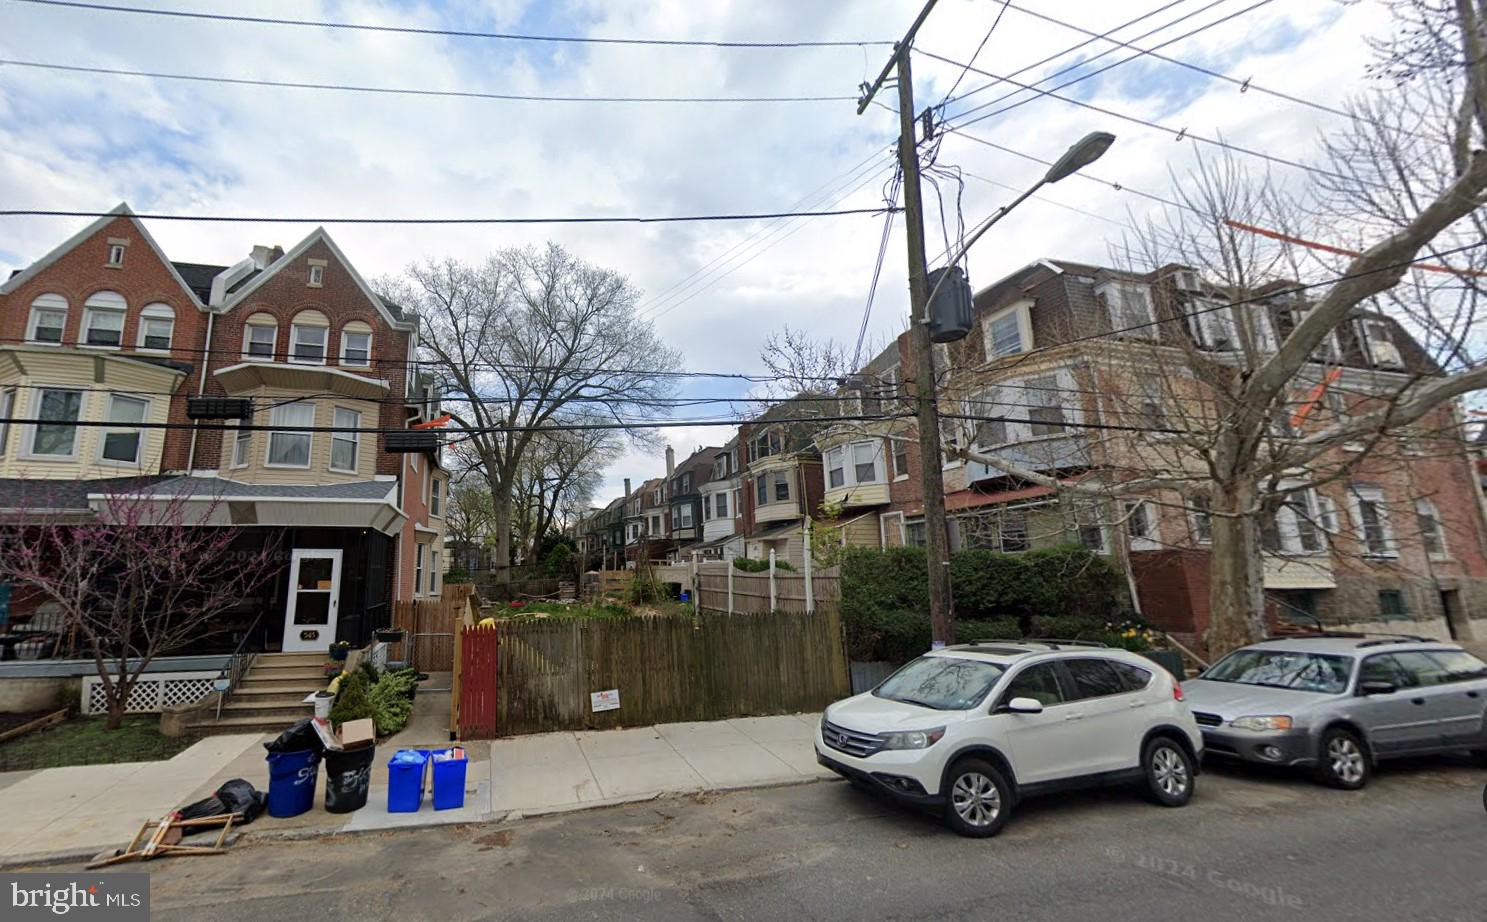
[30,388,82,456]
[330,408,360,472]
[101,395,148,463]
[268,402,314,467]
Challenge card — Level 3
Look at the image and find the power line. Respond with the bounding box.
[0,58,857,104]
[919,45,1375,190]
[0,207,895,225]
[9,0,893,49]
[940,0,1200,110]
[852,170,902,370]
[937,0,1010,106]
[996,0,1410,130]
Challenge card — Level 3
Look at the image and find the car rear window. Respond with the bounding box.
[1201,649,1352,694]
[1065,658,1127,699]
[874,656,1007,711]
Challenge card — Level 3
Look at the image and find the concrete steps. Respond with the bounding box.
[185,652,328,737]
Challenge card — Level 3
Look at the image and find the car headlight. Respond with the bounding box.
[881,727,946,750]
[1230,715,1294,732]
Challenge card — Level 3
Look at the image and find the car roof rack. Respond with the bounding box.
[1262,630,1434,646]
[971,638,1109,649]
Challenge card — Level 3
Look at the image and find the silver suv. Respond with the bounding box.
[1182,635,1487,788]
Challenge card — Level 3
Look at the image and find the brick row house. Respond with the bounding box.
[0,204,447,656]
[575,256,1487,652]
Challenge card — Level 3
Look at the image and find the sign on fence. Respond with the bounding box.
[590,689,621,712]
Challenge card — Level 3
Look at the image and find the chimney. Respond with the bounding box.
[666,446,675,478]
[623,478,631,497]
[250,244,284,270]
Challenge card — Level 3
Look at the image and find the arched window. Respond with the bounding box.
[243,312,278,360]
[289,309,329,365]
[82,291,127,348]
[25,293,68,343]
[340,321,372,368]
[137,303,175,352]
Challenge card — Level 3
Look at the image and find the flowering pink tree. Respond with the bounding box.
[0,484,280,730]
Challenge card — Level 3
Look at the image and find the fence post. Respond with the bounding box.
[768,548,777,611]
[803,516,815,614]
[690,552,699,615]
[727,560,735,614]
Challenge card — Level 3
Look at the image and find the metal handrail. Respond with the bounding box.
[214,610,266,721]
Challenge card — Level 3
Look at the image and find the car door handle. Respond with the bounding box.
[1064,712,1085,721]
[1468,691,1480,699]
[1411,697,1426,706]
[1127,699,1147,709]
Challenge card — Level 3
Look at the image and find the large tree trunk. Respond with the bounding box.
[1205,480,1269,657]
[493,489,513,584]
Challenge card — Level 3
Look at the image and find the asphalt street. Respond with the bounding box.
[95,754,1487,921]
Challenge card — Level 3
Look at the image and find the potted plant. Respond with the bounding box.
[374,627,406,644]
[328,640,353,662]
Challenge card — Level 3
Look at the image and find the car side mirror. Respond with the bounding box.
[1360,680,1397,696]
[1002,696,1045,715]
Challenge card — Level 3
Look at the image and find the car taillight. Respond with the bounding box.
[1172,683,1184,701]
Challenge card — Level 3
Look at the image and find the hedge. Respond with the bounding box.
[840,544,1127,663]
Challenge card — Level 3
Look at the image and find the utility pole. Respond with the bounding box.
[859,0,953,646]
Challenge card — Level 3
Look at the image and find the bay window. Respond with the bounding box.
[231,421,251,468]
[826,441,885,490]
[100,394,148,464]
[1026,375,1067,436]
[329,407,360,472]
[267,402,314,467]
[29,388,82,457]
[714,491,727,519]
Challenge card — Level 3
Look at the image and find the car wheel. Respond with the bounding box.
[942,758,1013,838]
[1315,727,1371,789]
[1142,737,1195,806]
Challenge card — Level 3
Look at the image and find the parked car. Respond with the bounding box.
[815,640,1203,838]
[1182,635,1487,789]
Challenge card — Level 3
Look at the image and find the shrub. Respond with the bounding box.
[1023,544,1124,619]
[443,564,472,585]
[329,669,373,725]
[367,669,416,736]
[1028,614,1108,640]
[949,550,1036,624]
[953,617,1022,644]
[732,556,794,572]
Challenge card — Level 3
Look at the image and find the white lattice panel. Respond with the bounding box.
[81,671,219,716]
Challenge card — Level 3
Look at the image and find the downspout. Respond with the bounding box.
[185,311,214,473]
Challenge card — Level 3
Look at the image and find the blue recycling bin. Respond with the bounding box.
[431,750,468,810]
[266,749,321,818]
[387,749,430,813]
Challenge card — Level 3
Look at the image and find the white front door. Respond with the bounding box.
[281,549,343,653]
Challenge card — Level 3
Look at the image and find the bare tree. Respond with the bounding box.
[384,244,681,582]
[757,325,853,399]
[511,425,621,565]
[951,0,1487,655]
[0,486,277,730]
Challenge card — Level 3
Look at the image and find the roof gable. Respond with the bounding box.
[220,227,413,330]
[0,203,207,308]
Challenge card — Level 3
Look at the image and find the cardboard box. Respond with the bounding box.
[310,716,376,751]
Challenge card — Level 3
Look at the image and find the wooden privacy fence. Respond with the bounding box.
[391,583,478,673]
[453,607,851,738]
[696,562,840,616]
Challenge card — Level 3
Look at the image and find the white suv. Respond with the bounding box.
[815,640,1204,837]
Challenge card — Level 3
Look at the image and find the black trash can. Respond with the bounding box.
[323,745,377,814]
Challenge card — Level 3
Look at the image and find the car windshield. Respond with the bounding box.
[1201,649,1353,694]
[874,656,1006,711]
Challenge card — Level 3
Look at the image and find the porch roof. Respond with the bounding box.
[86,476,407,536]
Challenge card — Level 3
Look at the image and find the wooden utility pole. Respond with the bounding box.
[859,0,953,646]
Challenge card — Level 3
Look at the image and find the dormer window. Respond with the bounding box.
[26,294,68,344]
[308,263,325,287]
[1358,318,1404,368]
[1098,281,1156,338]
[982,301,1032,359]
[81,291,127,348]
[106,242,126,268]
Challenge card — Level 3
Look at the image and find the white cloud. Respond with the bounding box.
[0,0,1404,499]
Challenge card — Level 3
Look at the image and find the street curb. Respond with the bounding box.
[0,775,841,867]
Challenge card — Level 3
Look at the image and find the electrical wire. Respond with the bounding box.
[0,58,858,104]
[851,169,902,371]
[8,0,893,49]
[937,0,1010,106]
[0,207,895,225]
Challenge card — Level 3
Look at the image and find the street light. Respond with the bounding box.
[932,132,1117,304]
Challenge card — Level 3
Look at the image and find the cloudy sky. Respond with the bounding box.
[0,0,1396,499]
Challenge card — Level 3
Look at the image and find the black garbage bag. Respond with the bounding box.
[176,778,265,834]
[263,718,325,754]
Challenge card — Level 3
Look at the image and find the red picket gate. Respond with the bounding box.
[456,625,498,739]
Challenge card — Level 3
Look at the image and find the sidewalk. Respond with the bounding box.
[0,697,832,866]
